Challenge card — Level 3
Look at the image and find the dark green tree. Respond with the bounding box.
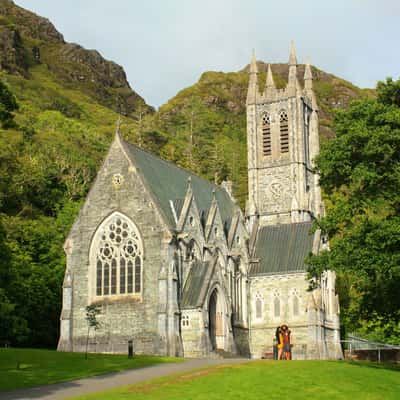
[307,78,400,343]
[0,80,19,128]
[85,304,101,359]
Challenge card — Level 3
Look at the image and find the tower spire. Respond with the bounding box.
[246,49,259,105]
[304,60,313,91]
[115,116,123,143]
[287,41,298,94]
[265,64,276,97]
[250,48,258,73]
[289,40,297,65]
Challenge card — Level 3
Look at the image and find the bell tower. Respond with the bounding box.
[245,43,322,227]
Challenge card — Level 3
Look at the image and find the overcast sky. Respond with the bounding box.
[15,0,400,108]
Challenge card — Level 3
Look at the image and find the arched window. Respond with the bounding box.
[262,114,272,156]
[293,295,299,316]
[273,290,280,318]
[279,110,289,153]
[256,297,262,319]
[182,315,190,327]
[92,212,143,298]
[292,288,300,316]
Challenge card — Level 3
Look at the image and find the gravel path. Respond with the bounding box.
[1,358,251,400]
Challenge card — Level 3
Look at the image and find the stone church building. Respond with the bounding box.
[58,45,342,359]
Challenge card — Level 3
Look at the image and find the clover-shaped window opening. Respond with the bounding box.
[112,173,124,187]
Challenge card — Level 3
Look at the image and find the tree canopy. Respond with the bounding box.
[307,78,400,343]
[0,79,19,128]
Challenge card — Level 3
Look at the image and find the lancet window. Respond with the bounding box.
[279,110,289,153]
[262,114,272,156]
[273,289,281,318]
[92,212,143,297]
[292,288,300,316]
[255,292,263,319]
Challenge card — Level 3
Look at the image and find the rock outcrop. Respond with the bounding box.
[0,0,153,115]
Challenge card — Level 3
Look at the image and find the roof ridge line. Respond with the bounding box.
[260,221,313,229]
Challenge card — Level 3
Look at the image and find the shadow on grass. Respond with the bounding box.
[343,360,400,372]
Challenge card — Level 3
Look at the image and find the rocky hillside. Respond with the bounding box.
[0,0,152,116]
[142,63,374,206]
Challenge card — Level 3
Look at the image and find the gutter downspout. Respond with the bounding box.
[247,276,252,358]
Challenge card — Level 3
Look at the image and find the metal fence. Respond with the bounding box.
[341,335,400,363]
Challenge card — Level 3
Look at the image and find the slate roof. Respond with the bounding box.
[123,140,235,230]
[249,222,314,276]
[181,260,212,309]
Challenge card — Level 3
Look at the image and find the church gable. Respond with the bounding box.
[204,199,227,248]
[176,182,204,239]
[226,210,248,252]
[66,131,171,244]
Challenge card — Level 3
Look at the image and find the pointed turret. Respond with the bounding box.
[250,49,257,73]
[115,116,123,142]
[264,64,276,98]
[289,41,297,66]
[287,41,297,94]
[246,49,259,105]
[304,61,313,91]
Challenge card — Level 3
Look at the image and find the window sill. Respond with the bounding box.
[90,294,143,305]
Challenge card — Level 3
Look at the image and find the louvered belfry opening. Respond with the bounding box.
[262,114,271,156]
[280,110,289,153]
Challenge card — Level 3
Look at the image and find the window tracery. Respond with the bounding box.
[93,213,143,297]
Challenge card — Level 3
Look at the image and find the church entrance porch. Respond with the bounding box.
[208,288,225,350]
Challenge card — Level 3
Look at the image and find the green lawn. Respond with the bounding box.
[0,348,181,391]
[73,360,400,400]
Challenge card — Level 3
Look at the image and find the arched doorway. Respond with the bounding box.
[208,288,224,350]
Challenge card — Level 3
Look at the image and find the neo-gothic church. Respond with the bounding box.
[58,44,342,359]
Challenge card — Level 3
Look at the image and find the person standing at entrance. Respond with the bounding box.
[275,326,283,360]
[281,325,291,360]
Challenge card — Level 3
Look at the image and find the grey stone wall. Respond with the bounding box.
[233,326,250,357]
[59,137,173,355]
[181,309,209,358]
[248,273,310,359]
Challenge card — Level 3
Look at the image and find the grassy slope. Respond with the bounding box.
[0,348,181,391]
[73,361,400,400]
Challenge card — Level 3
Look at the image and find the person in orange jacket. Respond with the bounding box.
[281,325,292,360]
